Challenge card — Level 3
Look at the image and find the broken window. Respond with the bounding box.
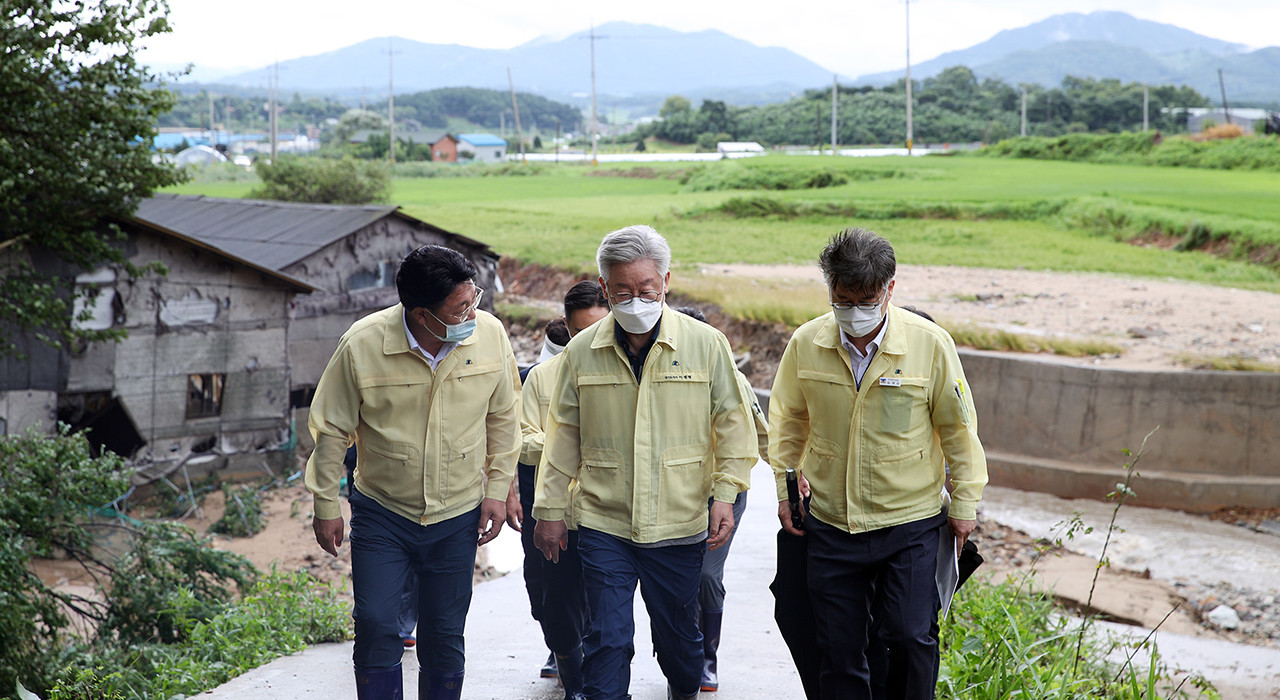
[72,268,125,331]
[186,373,225,419]
[348,259,396,291]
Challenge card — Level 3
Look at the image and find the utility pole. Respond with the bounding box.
[269,62,278,161]
[584,24,607,166]
[1218,69,1231,128]
[388,38,396,163]
[1143,86,1149,132]
[830,74,838,155]
[904,0,913,155]
[508,67,526,164]
[1020,88,1027,137]
[208,90,215,147]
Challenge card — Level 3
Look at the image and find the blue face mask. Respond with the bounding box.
[426,309,477,342]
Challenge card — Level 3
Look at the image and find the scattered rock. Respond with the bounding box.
[1207,605,1242,630]
[1127,326,1166,339]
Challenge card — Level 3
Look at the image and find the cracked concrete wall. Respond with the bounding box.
[68,229,296,461]
[961,349,1280,511]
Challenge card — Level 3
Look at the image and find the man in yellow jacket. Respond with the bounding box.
[305,245,521,700]
[534,225,756,700]
[771,228,987,700]
[508,280,609,699]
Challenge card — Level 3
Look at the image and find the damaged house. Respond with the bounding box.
[0,216,314,483]
[132,194,502,408]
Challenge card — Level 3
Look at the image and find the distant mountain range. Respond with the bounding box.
[856,11,1277,104]
[212,23,837,110]
[195,12,1279,111]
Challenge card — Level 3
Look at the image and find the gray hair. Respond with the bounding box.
[596,225,672,282]
[819,227,896,294]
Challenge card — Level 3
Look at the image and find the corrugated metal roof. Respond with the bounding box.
[136,194,401,271]
[458,133,507,147]
[124,216,317,293]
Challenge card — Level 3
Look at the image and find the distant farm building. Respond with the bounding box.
[717,141,765,155]
[1186,108,1271,134]
[457,133,508,162]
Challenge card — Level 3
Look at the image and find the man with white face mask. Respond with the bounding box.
[305,245,521,700]
[770,227,987,700]
[534,225,756,700]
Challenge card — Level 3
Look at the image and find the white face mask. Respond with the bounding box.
[612,297,664,334]
[538,337,566,362]
[833,303,885,339]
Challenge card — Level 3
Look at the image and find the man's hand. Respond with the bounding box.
[777,500,806,537]
[505,481,523,532]
[707,500,736,550]
[534,519,568,563]
[477,497,506,546]
[313,517,345,557]
[797,471,811,498]
[948,517,976,548]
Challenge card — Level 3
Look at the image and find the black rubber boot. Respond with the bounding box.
[420,669,464,700]
[555,645,586,700]
[541,651,559,678]
[354,664,403,700]
[700,609,723,692]
[668,685,700,700]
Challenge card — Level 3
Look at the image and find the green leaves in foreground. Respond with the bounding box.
[58,570,351,700]
[939,579,1214,699]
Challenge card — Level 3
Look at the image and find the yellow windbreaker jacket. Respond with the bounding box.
[769,304,987,533]
[533,306,756,543]
[305,305,521,525]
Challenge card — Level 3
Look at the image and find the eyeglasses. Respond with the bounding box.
[830,285,888,312]
[607,288,662,305]
[442,287,484,323]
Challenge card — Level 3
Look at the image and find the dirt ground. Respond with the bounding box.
[696,263,1280,372]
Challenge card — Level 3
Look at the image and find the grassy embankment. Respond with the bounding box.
[173,154,1280,360]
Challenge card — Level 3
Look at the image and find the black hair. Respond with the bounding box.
[674,306,708,324]
[563,279,608,317]
[819,227,896,297]
[901,305,934,322]
[545,317,571,346]
[396,245,478,311]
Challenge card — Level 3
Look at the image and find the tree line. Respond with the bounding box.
[637,67,1213,147]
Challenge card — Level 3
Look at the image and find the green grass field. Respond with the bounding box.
[167,155,1280,297]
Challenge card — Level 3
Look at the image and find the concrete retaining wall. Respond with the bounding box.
[960,350,1280,512]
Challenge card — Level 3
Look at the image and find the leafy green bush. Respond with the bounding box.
[210,485,266,538]
[0,426,128,696]
[58,570,350,700]
[982,133,1280,171]
[249,155,390,204]
[680,163,852,192]
[104,520,255,645]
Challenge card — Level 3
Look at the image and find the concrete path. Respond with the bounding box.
[201,468,1280,699]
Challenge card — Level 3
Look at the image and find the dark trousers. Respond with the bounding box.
[518,463,588,654]
[806,512,946,700]
[698,491,747,614]
[578,527,704,700]
[349,487,478,673]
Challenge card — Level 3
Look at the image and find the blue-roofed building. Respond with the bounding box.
[457,133,508,163]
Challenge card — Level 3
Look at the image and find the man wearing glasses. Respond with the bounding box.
[534,225,756,700]
[770,228,987,700]
[305,245,521,700]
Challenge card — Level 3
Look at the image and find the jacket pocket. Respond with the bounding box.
[869,434,937,512]
[443,430,487,503]
[577,446,625,513]
[660,444,712,519]
[878,376,929,435]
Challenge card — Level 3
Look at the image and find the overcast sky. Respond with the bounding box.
[140,0,1278,81]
